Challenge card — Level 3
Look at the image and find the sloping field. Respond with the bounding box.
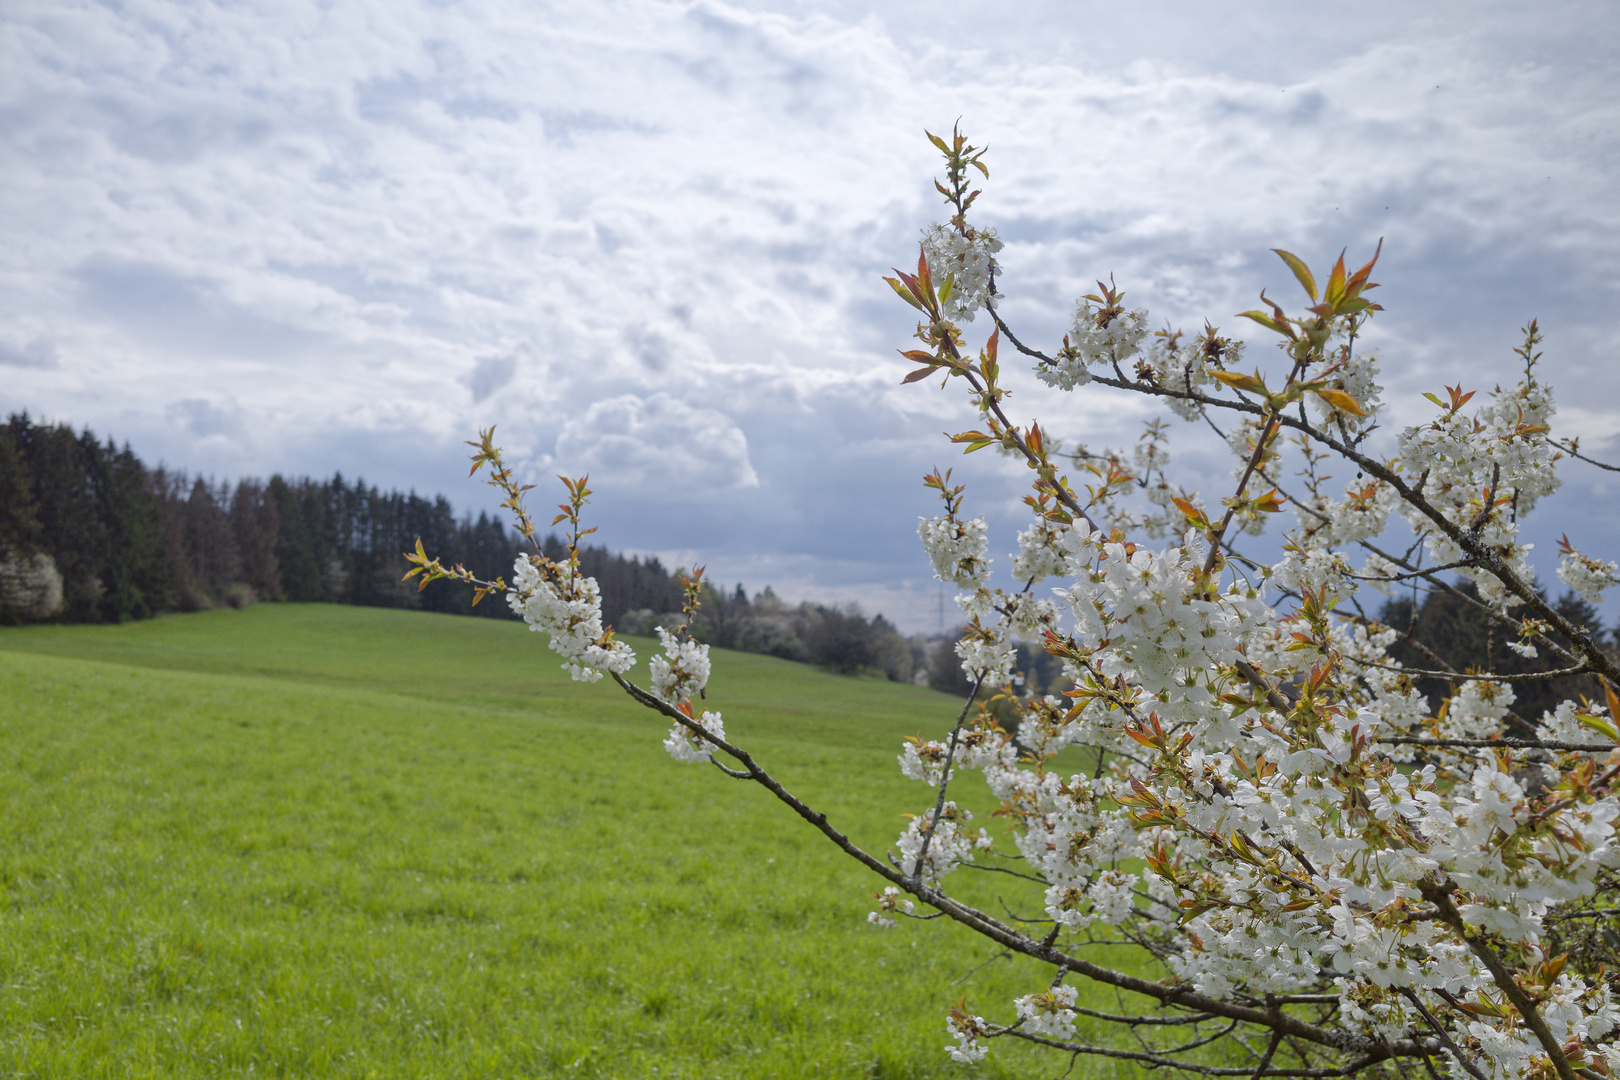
[0,605,1132,1079]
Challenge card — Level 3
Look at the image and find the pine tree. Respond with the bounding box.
[181,477,242,604]
[91,438,166,621]
[0,422,41,556]
[268,475,327,601]
[11,417,110,621]
[230,479,281,600]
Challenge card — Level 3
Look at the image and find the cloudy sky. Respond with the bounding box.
[3,0,1617,631]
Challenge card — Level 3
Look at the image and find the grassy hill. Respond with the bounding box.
[0,605,1122,1079]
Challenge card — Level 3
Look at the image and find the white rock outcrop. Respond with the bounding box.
[0,550,64,621]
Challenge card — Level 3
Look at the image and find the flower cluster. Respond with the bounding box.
[1011,520,1066,583]
[918,514,990,589]
[1014,984,1078,1039]
[1558,544,1619,604]
[1034,294,1149,390]
[898,737,953,785]
[649,626,711,704]
[919,222,1003,322]
[1395,365,1560,606]
[662,709,726,764]
[1156,328,1245,421]
[875,275,1620,1075]
[1439,677,1514,741]
[866,885,915,928]
[1306,344,1384,433]
[894,802,992,882]
[945,1009,989,1063]
[1055,524,1269,713]
[508,554,636,682]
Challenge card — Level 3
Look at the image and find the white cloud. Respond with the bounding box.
[554,392,760,493]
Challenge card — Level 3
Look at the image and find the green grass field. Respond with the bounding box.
[0,605,1140,1078]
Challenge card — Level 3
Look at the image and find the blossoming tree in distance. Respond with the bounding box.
[409,129,1620,1079]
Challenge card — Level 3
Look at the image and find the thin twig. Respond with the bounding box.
[912,673,987,880]
[997,1025,1419,1076]
[1345,656,1591,683]
[1398,987,1486,1080]
[1550,437,1620,473]
[1380,735,1617,753]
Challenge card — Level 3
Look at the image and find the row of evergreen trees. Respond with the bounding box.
[0,412,687,626]
[0,413,937,684]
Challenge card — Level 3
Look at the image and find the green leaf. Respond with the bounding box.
[1211,370,1267,395]
[1322,250,1347,305]
[1312,388,1368,417]
[884,276,924,311]
[949,430,996,454]
[1458,998,1509,1019]
[1272,248,1318,301]
[926,130,951,154]
[1252,488,1286,513]
[1578,713,1620,741]
[1178,901,1217,924]
[1237,310,1284,334]
[1170,496,1209,529]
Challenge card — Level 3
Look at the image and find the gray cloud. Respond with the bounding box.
[166,396,243,438]
[464,352,519,403]
[0,336,59,370]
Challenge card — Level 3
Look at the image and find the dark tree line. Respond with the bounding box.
[1377,580,1618,729]
[0,413,946,685]
[0,413,682,628]
[1,414,168,623]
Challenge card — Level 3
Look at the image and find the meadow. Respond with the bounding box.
[0,605,1143,1079]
